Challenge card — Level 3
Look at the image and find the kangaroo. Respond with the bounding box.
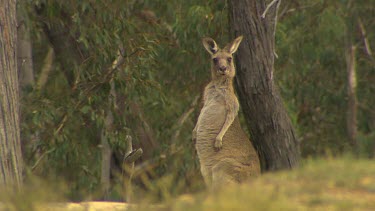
[193,36,260,190]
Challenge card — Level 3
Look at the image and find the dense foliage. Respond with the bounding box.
[18,0,374,200]
[275,0,375,156]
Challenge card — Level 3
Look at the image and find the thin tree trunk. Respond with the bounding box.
[345,43,358,151]
[100,47,125,198]
[100,111,113,199]
[228,0,300,171]
[0,0,23,188]
[17,4,34,88]
[100,80,117,199]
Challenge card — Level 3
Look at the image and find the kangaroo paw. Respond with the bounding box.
[214,136,223,150]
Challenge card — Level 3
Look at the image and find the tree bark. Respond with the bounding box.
[228,0,300,171]
[0,0,23,188]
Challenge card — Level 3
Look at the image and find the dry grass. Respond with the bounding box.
[1,158,375,211]
[171,158,375,211]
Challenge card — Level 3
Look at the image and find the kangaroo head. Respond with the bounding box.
[202,36,243,79]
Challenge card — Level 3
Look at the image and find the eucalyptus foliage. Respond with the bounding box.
[19,0,375,200]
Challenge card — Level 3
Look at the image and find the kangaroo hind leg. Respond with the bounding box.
[211,158,239,191]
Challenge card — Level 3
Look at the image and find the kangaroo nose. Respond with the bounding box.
[219,66,227,72]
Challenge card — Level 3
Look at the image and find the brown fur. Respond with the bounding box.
[193,36,260,189]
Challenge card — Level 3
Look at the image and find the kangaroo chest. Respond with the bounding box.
[196,86,233,138]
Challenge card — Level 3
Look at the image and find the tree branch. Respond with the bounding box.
[36,46,54,90]
[124,135,143,163]
[31,148,56,171]
[261,0,280,19]
[171,95,200,150]
[53,47,139,136]
[128,95,201,178]
[262,0,282,76]
[358,18,373,57]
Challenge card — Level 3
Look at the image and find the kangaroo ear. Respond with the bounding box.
[202,37,218,55]
[224,36,243,54]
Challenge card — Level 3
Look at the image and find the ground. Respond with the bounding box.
[1,157,375,210]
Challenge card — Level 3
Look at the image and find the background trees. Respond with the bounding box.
[275,0,375,157]
[8,0,375,200]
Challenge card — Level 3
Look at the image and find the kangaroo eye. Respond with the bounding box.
[213,58,218,63]
[227,57,232,63]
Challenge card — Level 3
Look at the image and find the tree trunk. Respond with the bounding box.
[35,4,85,87]
[17,4,35,88]
[0,0,23,188]
[345,42,358,152]
[228,0,300,171]
[100,111,113,199]
[100,80,116,199]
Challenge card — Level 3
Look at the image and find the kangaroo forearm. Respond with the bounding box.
[217,113,235,139]
[192,124,198,140]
